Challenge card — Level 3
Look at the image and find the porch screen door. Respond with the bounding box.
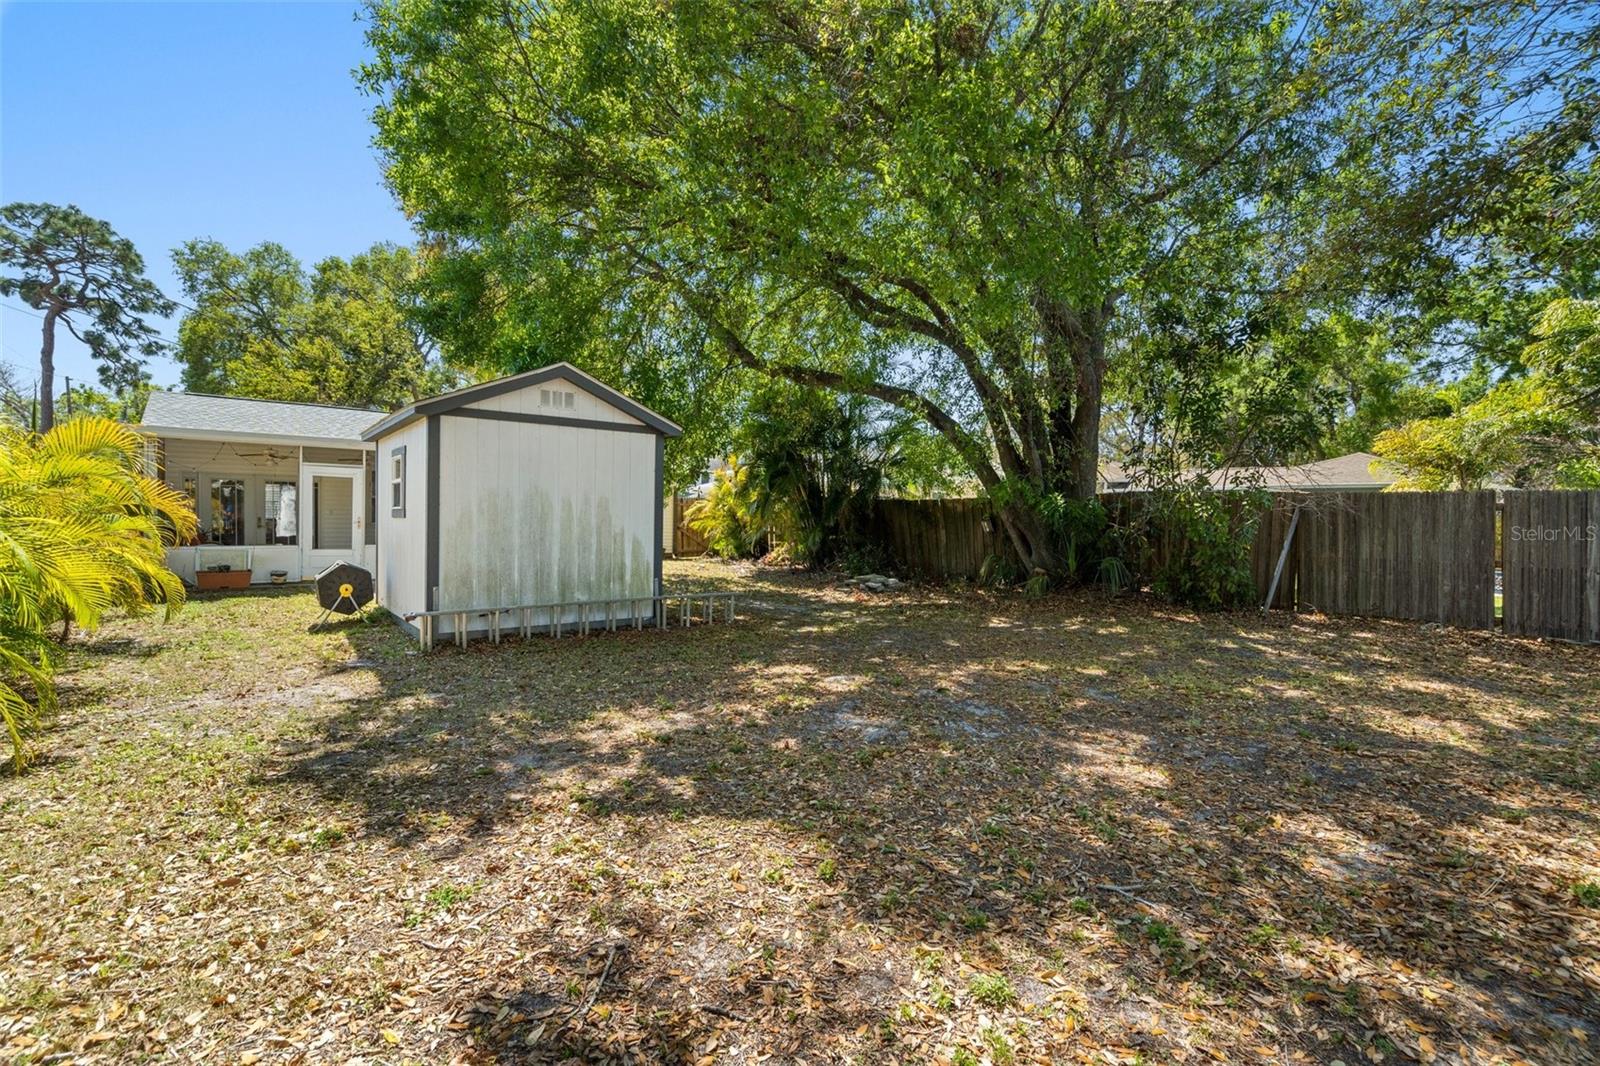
[299,463,365,575]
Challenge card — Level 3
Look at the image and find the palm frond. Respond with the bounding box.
[0,416,195,770]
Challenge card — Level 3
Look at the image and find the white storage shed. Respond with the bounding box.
[362,363,681,642]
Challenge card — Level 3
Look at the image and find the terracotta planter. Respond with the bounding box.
[196,569,252,591]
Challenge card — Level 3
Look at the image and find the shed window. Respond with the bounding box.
[389,446,407,517]
[540,388,576,410]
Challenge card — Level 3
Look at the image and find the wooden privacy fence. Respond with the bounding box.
[870,490,1600,643]
[670,496,710,556]
[873,493,1296,605]
[1293,491,1498,629]
[874,497,1002,580]
[1502,490,1600,642]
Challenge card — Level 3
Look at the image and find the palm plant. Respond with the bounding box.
[687,455,768,558]
[741,390,918,569]
[0,416,195,769]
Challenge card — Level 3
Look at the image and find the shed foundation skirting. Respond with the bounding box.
[405,592,736,650]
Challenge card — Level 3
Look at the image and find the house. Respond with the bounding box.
[1098,452,1396,493]
[362,362,681,640]
[140,392,379,585]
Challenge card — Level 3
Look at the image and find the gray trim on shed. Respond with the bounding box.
[362,362,682,441]
[425,415,440,611]
[444,407,659,435]
[654,435,664,597]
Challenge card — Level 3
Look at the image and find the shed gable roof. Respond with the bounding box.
[141,391,379,444]
[362,362,682,441]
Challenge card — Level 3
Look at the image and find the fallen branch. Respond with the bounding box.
[1096,883,1160,908]
[696,1003,750,1023]
[565,943,619,1022]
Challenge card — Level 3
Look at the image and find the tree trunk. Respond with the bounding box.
[1034,293,1114,502]
[1068,321,1107,500]
[995,497,1070,577]
[38,308,58,433]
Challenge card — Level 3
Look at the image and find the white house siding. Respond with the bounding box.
[375,418,430,622]
[434,413,656,635]
[164,544,304,585]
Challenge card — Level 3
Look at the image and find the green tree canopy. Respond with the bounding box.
[171,240,462,411]
[363,0,1597,574]
[1375,298,1600,489]
[0,203,173,432]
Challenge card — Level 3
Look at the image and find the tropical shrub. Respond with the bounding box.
[695,388,961,569]
[687,455,767,559]
[743,390,904,569]
[0,416,195,769]
[1141,486,1265,611]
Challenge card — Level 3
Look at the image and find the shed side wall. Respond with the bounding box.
[375,419,430,620]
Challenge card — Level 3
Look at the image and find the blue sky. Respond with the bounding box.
[0,0,412,390]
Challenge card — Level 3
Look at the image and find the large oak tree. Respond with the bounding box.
[171,240,462,411]
[362,0,1591,574]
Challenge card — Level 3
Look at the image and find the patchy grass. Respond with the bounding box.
[2,559,1598,1063]
[968,973,1018,1009]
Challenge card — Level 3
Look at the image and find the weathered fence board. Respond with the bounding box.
[1292,491,1495,629]
[1503,490,1600,642]
[874,497,1011,579]
[671,497,710,557]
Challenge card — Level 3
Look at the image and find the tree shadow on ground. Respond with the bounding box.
[266,567,1599,1064]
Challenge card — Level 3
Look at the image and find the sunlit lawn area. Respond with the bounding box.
[2,558,1597,1064]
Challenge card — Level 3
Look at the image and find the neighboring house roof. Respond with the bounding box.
[1099,460,1135,491]
[1210,452,1397,491]
[1099,452,1397,493]
[362,361,683,441]
[140,391,379,447]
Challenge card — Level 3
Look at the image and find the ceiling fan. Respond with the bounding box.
[231,445,298,464]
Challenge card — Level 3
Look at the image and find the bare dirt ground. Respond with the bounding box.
[2,558,1597,1065]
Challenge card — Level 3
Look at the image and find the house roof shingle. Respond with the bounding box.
[1099,452,1398,492]
[140,391,379,445]
[1210,452,1397,491]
